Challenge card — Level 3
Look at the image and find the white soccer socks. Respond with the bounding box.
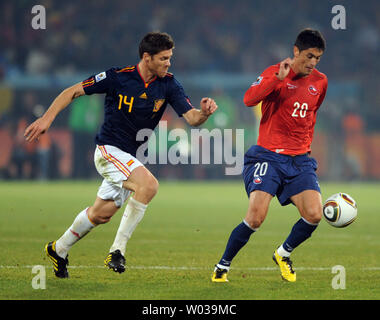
[54,197,147,259]
[55,207,96,258]
[276,244,291,258]
[109,197,147,255]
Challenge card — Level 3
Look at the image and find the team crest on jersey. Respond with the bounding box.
[308,85,318,95]
[251,76,263,87]
[95,72,106,82]
[253,176,262,184]
[153,99,165,112]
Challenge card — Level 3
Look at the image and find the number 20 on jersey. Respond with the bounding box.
[292,102,308,118]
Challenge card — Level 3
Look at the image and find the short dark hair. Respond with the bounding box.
[139,32,174,58]
[294,28,326,52]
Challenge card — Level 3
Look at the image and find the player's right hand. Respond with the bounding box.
[200,97,218,116]
[24,117,51,142]
[276,57,293,80]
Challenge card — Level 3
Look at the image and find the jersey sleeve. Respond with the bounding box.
[167,76,194,117]
[316,76,328,108]
[243,65,282,107]
[81,68,117,95]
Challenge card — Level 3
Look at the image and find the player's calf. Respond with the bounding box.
[107,196,148,267]
[87,197,119,225]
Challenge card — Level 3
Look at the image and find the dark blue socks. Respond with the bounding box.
[218,218,318,269]
[279,218,318,256]
[218,221,255,268]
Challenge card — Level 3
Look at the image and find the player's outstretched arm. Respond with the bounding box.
[24,82,85,142]
[183,97,218,127]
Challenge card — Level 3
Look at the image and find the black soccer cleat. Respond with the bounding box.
[45,241,69,278]
[104,250,126,273]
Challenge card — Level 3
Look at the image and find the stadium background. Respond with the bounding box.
[0,0,379,182]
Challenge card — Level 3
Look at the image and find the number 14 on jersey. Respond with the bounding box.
[118,94,134,112]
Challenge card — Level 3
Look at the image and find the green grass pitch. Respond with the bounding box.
[1,180,379,300]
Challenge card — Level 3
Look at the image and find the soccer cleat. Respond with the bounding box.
[272,251,296,282]
[45,241,69,278]
[104,250,126,273]
[211,265,229,282]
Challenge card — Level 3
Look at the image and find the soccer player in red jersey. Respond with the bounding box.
[212,29,327,282]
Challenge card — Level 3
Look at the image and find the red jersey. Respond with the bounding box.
[244,63,328,155]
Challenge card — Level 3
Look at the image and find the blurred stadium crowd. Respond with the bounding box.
[0,0,379,181]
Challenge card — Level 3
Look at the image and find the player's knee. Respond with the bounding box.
[139,176,159,199]
[303,206,322,224]
[246,217,264,229]
[245,207,266,229]
[149,176,159,196]
[310,213,322,225]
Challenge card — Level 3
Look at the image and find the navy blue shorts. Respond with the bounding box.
[243,145,321,206]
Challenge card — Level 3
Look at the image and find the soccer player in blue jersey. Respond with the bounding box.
[25,32,218,278]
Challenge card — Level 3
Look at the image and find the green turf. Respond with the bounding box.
[0,180,379,300]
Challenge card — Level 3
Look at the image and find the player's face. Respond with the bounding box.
[293,47,323,76]
[147,49,173,78]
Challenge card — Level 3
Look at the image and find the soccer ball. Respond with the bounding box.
[323,193,357,228]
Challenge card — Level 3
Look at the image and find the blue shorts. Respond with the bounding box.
[243,145,321,206]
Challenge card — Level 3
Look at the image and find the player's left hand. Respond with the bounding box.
[200,97,218,116]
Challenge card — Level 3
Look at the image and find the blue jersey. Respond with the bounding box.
[82,65,193,156]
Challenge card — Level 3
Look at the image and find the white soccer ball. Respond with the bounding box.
[323,193,357,228]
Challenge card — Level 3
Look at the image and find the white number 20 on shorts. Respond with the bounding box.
[253,162,268,177]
